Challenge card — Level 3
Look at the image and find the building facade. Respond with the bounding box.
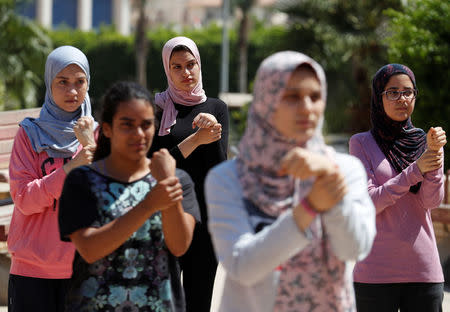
[16,0,131,35]
[15,0,280,35]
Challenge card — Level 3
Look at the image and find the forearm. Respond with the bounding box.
[177,132,199,158]
[350,137,423,213]
[292,201,315,231]
[9,129,67,214]
[420,165,445,208]
[63,159,81,174]
[62,148,91,174]
[369,162,423,213]
[217,133,228,161]
[321,155,376,260]
[323,196,376,261]
[218,210,310,286]
[206,165,311,286]
[218,109,229,160]
[70,199,158,263]
[10,166,67,215]
[161,203,196,256]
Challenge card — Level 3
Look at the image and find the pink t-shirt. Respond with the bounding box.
[350,131,444,283]
[7,127,77,279]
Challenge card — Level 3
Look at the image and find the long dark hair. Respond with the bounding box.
[93,81,155,161]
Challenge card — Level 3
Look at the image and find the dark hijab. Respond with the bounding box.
[370,64,426,193]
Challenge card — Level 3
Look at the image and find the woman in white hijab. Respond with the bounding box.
[205,51,376,311]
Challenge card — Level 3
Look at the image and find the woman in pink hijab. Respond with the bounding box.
[205,51,376,311]
[149,36,229,312]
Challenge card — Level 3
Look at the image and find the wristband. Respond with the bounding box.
[301,198,318,217]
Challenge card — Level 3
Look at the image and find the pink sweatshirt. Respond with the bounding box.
[7,127,77,279]
[350,131,444,283]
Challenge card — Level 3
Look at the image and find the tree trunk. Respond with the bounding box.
[135,0,149,88]
[351,54,371,132]
[238,9,250,93]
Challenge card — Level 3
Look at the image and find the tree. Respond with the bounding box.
[233,0,256,93]
[277,0,403,133]
[385,0,450,169]
[134,0,149,88]
[0,0,52,109]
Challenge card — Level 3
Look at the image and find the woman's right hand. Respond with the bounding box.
[148,149,183,211]
[417,149,443,174]
[279,147,334,179]
[194,123,222,145]
[63,145,95,174]
[307,167,348,213]
[74,116,96,147]
[150,148,176,181]
[426,126,446,151]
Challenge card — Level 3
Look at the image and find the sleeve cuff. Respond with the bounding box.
[410,161,425,184]
[272,210,311,246]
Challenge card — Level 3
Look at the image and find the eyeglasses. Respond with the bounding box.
[381,89,418,101]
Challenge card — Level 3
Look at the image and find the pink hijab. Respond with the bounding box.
[237,51,332,217]
[155,36,207,136]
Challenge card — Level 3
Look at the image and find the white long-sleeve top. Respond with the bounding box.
[205,154,376,312]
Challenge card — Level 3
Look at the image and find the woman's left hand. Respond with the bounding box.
[279,147,334,179]
[74,116,96,147]
[192,113,217,129]
[427,127,447,151]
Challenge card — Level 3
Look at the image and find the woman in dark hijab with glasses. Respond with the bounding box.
[350,63,446,312]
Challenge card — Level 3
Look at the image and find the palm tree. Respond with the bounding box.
[134,0,149,87]
[233,0,256,93]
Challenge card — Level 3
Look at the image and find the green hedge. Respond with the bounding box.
[386,0,450,171]
[45,24,274,114]
[44,23,357,141]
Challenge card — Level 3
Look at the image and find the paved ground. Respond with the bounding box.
[0,263,447,311]
[0,284,447,311]
[210,263,450,311]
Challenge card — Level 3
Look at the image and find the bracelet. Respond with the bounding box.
[301,198,318,217]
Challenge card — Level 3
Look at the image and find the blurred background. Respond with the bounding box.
[0,0,449,307]
[1,0,448,165]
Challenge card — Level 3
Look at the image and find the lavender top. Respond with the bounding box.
[350,131,444,283]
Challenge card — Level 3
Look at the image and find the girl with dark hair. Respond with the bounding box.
[149,36,229,311]
[350,64,446,311]
[58,81,200,311]
[205,51,375,311]
[7,45,96,312]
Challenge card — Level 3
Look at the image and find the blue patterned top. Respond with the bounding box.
[59,166,199,312]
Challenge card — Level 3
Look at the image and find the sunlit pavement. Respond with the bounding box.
[0,288,447,311]
[0,267,447,311]
[209,263,450,312]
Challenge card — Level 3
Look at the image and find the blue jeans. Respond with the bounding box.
[354,282,443,312]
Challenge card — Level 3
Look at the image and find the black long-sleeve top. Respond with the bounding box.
[149,97,229,223]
